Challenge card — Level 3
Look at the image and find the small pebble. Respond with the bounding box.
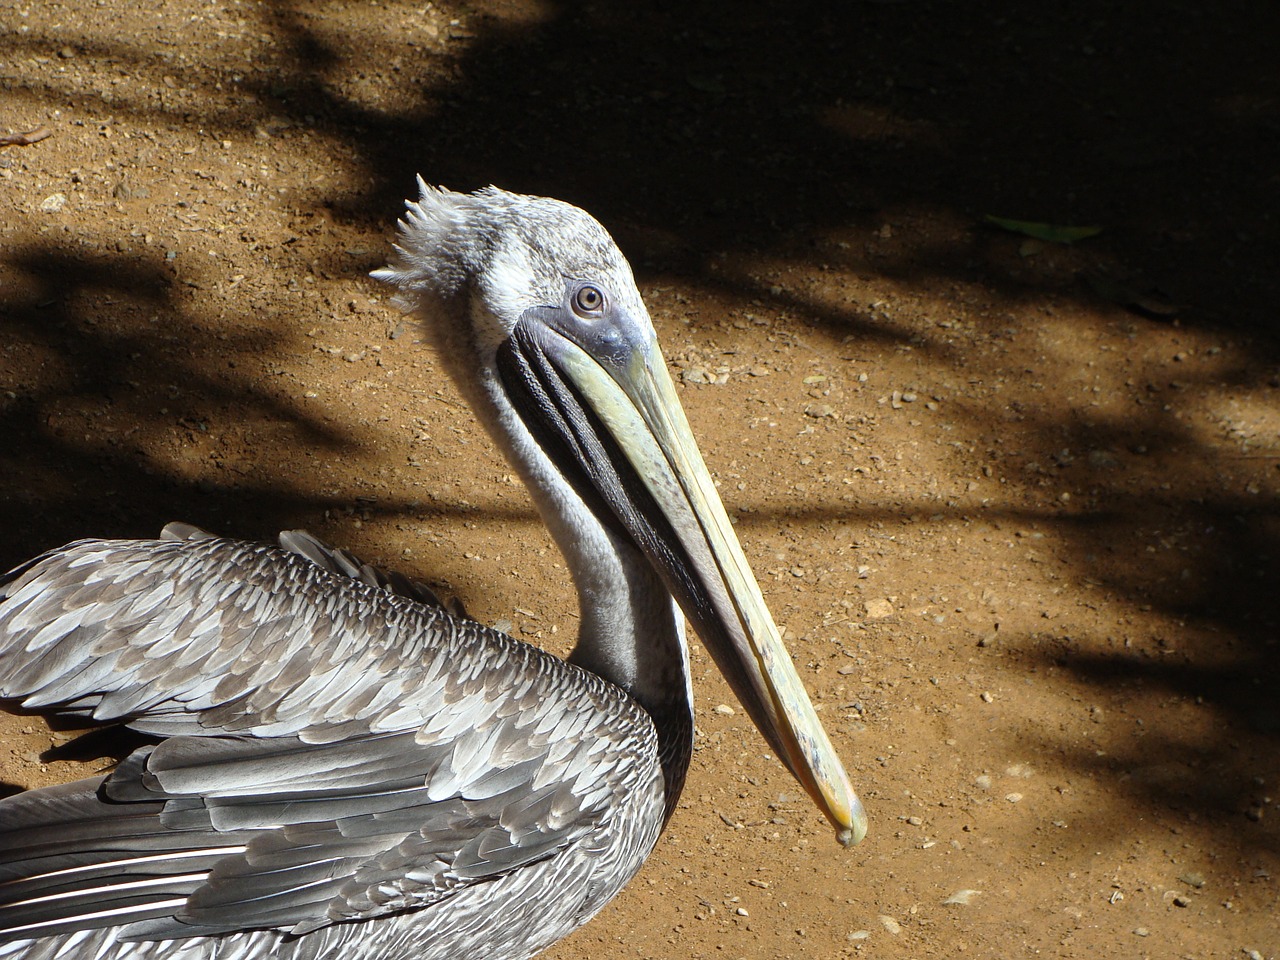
[681,367,710,384]
[1133,927,1149,937]
[847,930,871,941]
[942,889,981,905]
[735,908,748,917]
[878,915,901,935]
[864,598,893,619]
[1087,449,1120,469]
[1005,792,1023,803]
[39,193,67,212]
[980,691,994,703]
[713,704,735,716]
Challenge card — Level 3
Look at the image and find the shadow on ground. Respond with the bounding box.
[2,0,1277,888]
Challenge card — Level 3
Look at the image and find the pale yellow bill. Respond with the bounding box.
[555,336,867,847]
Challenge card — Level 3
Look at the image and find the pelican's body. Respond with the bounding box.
[0,185,864,960]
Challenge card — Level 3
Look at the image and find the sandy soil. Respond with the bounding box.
[2,1,1278,957]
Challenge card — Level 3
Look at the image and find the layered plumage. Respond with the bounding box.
[0,525,662,960]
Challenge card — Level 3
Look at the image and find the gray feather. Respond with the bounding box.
[0,534,662,945]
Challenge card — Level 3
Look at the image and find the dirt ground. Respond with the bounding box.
[2,1,1278,957]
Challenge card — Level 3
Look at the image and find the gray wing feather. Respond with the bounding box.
[0,534,510,738]
[0,531,662,944]
[0,716,651,941]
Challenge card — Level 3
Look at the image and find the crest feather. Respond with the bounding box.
[370,179,478,308]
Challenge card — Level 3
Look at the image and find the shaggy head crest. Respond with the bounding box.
[372,179,639,337]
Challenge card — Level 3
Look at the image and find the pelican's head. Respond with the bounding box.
[373,181,650,370]
[374,182,867,847]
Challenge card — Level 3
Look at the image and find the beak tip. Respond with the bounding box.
[835,797,869,848]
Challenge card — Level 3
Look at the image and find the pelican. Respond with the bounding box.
[0,183,866,960]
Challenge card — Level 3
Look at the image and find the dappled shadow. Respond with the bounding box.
[314,0,1278,351]
[0,243,359,563]
[6,0,1276,335]
[2,0,1277,917]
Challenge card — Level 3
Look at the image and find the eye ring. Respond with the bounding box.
[571,284,606,317]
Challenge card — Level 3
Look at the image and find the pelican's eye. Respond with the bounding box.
[571,284,606,317]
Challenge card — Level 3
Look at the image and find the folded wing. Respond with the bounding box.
[0,532,661,944]
[0,531,530,740]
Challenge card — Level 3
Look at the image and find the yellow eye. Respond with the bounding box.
[572,284,605,315]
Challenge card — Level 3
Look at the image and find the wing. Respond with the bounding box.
[0,712,660,942]
[0,531,523,739]
[0,530,662,941]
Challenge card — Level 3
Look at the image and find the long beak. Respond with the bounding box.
[499,319,867,847]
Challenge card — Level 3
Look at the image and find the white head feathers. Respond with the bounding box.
[372,179,638,341]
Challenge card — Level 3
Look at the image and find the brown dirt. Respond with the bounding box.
[2,1,1278,958]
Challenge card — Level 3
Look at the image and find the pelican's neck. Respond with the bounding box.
[419,298,694,813]
[497,380,696,813]
[558,524,693,724]
[559,528,694,820]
